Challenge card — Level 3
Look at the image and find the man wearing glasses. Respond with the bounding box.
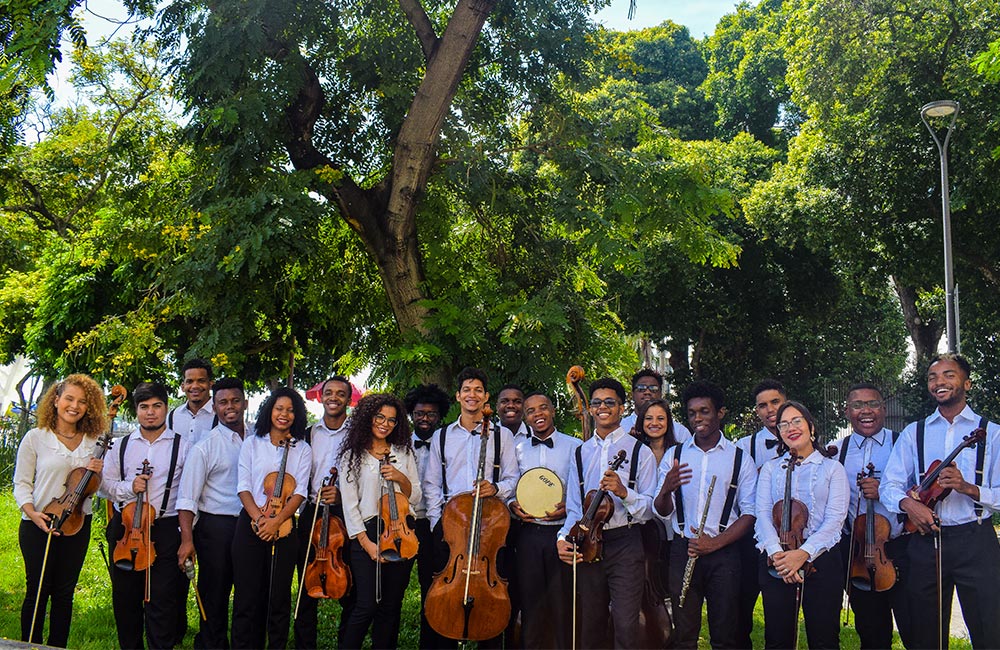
[620,369,691,443]
[830,382,911,649]
[557,378,658,648]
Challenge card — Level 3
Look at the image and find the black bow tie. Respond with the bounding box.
[765,438,779,450]
[531,436,553,448]
[414,440,430,450]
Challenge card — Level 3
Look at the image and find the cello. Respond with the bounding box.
[566,365,594,442]
[904,427,987,533]
[255,437,297,539]
[44,385,127,534]
[378,452,418,562]
[425,406,510,641]
[849,463,897,592]
[303,469,351,600]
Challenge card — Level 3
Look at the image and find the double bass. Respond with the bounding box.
[849,463,897,592]
[303,469,351,599]
[768,450,814,579]
[904,427,987,533]
[425,406,510,641]
[566,365,594,441]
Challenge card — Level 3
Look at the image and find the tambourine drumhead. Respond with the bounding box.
[515,467,564,519]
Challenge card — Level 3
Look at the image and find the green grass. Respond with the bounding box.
[0,490,976,648]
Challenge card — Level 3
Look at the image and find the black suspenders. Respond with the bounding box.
[916,416,989,519]
[673,443,744,533]
[439,421,502,501]
[117,433,183,517]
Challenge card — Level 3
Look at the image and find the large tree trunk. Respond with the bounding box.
[892,276,944,369]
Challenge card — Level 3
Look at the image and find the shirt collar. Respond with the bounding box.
[850,428,887,449]
[592,426,627,447]
[184,400,214,416]
[928,404,978,425]
[683,432,729,453]
[801,449,824,464]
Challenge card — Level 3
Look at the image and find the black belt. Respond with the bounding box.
[602,525,641,542]
[940,520,988,536]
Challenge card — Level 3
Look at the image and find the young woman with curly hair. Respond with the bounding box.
[231,387,313,649]
[13,373,109,647]
[338,393,421,649]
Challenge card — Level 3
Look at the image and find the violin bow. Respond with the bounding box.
[293,475,326,621]
[28,529,55,642]
[841,466,866,627]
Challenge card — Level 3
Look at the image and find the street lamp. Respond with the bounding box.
[920,99,961,353]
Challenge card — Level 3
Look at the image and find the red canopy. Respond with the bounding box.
[305,380,362,406]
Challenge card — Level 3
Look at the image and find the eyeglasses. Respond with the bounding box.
[777,416,806,432]
[411,410,439,420]
[633,384,661,393]
[847,400,883,411]
[589,398,620,408]
[373,414,398,426]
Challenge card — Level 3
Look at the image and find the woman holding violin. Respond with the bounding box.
[755,400,848,649]
[232,387,312,649]
[13,374,109,647]
[337,393,421,649]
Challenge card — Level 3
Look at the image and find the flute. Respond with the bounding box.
[678,475,717,607]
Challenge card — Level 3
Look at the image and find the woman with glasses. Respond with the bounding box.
[755,400,848,649]
[338,393,421,649]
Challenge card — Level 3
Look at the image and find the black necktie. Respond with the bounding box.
[765,438,779,450]
[531,436,553,448]
[414,439,430,450]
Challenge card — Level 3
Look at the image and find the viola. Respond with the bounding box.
[255,437,297,539]
[425,406,511,642]
[769,451,814,579]
[904,427,987,533]
[566,365,594,442]
[303,469,351,599]
[113,459,157,572]
[849,463,897,592]
[567,449,627,563]
[378,452,418,562]
[44,385,126,535]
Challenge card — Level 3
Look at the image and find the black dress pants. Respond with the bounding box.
[735,532,760,648]
[19,515,92,647]
[516,522,571,649]
[906,521,1000,649]
[575,525,645,649]
[107,514,190,650]
[415,516,453,649]
[231,509,298,649]
[192,512,238,650]
[758,548,842,649]
[339,517,414,649]
[293,502,354,649]
[838,534,912,649]
[668,537,741,649]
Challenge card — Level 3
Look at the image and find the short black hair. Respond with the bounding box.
[751,379,785,402]
[253,388,308,441]
[630,368,663,390]
[213,377,245,396]
[181,358,213,379]
[928,353,972,378]
[403,384,451,417]
[589,377,627,404]
[133,382,169,406]
[846,382,883,399]
[497,384,524,396]
[321,375,352,394]
[681,380,726,411]
[456,367,489,391]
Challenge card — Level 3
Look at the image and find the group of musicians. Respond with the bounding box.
[12,352,1000,649]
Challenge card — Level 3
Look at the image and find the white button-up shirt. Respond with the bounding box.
[101,429,190,519]
[662,436,757,539]
[882,406,1000,526]
[830,428,903,538]
[168,402,216,447]
[557,427,657,540]
[339,445,422,538]
[237,434,312,510]
[513,429,582,526]
[177,423,246,517]
[755,450,849,560]
[14,428,102,519]
[735,426,781,470]
[308,418,349,501]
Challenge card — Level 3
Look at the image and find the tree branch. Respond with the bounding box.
[399,0,439,61]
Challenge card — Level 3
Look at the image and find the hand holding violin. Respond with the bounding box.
[380,463,410,492]
[771,549,809,584]
[936,463,979,498]
[132,472,150,495]
[254,510,286,542]
[599,469,627,499]
[27,510,54,533]
[318,483,340,505]
[858,476,880,500]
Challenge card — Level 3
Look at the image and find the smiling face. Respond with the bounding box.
[631,377,662,408]
[845,388,885,437]
[642,404,671,442]
[524,394,555,438]
[214,388,247,429]
[777,406,814,456]
[270,396,295,434]
[372,405,397,442]
[686,397,725,443]
[410,402,442,438]
[927,358,971,409]
[755,389,785,433]
[322,380,351,420]
[456,379,489,417]
[181,367,212,409]
[589,388,624,434]
[497,388,524,430]
[55,383,89,431]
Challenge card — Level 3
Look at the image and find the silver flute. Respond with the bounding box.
[678,474,717,607]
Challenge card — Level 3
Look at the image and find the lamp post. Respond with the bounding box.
[920,99,960,353]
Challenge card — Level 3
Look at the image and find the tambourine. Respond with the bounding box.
[514,467,565,519]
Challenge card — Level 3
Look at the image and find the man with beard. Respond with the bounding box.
[403,383,452,649]
[883,354,1000,648]
[510,393,581,648]
[295,375,352,649]
[620,369,691,443]
[830,382,910,649]
[168,358,216,446]
[177,378,249,650]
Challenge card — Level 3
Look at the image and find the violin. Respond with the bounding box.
[904,427,987,534]
[849,463,897,592]
[567,449,627,563]
[378,452,418,562]
[768,451,815,579]
[566,365,594,442]
[255,437,297,539]
[425,406,511,641]
[303,469,351,599]
[44,385,126,535]
[114,459,157,572]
